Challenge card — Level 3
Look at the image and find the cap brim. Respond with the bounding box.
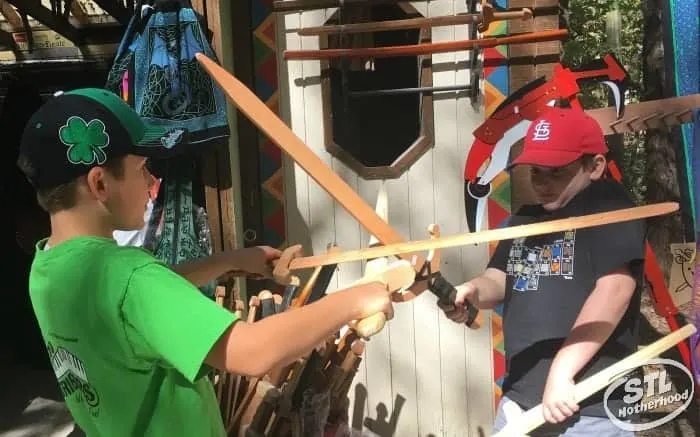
[508,149,582,169]
[132,126,188,158]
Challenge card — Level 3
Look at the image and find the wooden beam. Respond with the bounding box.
[6,0,83,44]
[231,0,263,253]
[189,0,224,256]
[203,0,238,254]
[70,1,89,25]
[0,0,23,30]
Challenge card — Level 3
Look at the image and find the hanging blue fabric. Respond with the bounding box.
[104,0,224,299]
[693,109,700,234]
[692,109,700,385]
[105,0,229,155]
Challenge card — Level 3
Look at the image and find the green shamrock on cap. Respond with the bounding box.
[59,116,110,165]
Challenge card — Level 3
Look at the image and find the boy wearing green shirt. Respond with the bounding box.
[16,88,393,437]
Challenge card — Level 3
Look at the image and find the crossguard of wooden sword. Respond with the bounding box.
[272,244,304,286]
[346,260,417,339]
[408,224,482,329]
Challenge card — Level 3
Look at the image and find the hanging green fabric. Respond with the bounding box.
[143,160,217,298]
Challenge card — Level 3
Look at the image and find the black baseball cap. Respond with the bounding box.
[18,88,187,189]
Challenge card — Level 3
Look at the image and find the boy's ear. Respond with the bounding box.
[590,154,607,180]
[85,167,109,201]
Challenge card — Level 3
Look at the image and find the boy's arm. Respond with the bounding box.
[169,246,280,287]
[440,267,507,323]
[205,284,390,376]
[549,266,636,376]
[542,196,646,423]
[441,235,509,323]
[541,265,636,423]
[121,263,392,382]
[468,268,507,309]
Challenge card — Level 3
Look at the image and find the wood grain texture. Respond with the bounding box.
[285,203,680,269]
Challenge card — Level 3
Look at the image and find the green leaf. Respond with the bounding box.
[59,116,88,145]
[85,120,109,147]
[67,143,94,164]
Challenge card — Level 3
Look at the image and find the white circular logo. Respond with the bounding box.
[603,358,695,431]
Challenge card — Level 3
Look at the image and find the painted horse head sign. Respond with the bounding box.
[603,358,695,431]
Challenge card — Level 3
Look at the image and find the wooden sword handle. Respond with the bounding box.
[345,260,416,338]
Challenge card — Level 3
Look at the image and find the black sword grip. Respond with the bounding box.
[280,284,298,311]
[260,296,276,319]
[431,272,479,328]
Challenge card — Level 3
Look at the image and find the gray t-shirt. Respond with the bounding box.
[488,179,647,417]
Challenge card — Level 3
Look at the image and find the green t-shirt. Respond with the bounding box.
[28,236,238,437]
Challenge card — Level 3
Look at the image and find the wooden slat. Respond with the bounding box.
[7,0,82,43]
[330,158,367,426]
[430,2,473,436]
[190,0,224,256]
[508,11,561,91]
[508,0,562,211]
[205,0,223,60]
[454,1,495,435]
[201,151,225,254]
[70,1,89,25]
[301,8,338,286]
[380,173,416,437]
[231,0,264,257]
[190,0,205,17]
[281,12,312,257]
[191,0,237,257]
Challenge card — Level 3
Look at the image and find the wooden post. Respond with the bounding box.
[191,0,243,305]
[507,0,564,212]
[190,0,248,428]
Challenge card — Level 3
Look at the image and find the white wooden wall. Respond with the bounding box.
[276,2,495,435]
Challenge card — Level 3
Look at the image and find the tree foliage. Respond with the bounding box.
[561,0,646,203]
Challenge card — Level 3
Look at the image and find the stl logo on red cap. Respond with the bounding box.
[531,119,552,141]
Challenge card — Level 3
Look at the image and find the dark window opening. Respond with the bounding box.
[321,4,434,180]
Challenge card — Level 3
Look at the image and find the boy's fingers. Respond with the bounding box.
[384,302,395,321]
[542,406,555,423]
[556,400,575,417]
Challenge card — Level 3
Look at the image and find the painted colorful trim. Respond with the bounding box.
[480,0,510,415]
[252,1,286,249]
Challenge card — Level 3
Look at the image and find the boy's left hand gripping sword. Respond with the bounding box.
[195,52,481,333]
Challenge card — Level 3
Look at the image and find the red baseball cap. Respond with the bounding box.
[510,106,608,168]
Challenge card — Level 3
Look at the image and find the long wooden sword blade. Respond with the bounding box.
[287,202,678,270]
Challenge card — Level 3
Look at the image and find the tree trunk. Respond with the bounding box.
[637,3,699,437]
[642,0,682,282]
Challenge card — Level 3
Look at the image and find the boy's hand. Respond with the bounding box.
[542,370,579,423]
[233,246,282,277]
[438,282,478,324]
[350,281,395,321]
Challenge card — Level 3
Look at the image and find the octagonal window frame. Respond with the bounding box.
[316,4,435,180]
